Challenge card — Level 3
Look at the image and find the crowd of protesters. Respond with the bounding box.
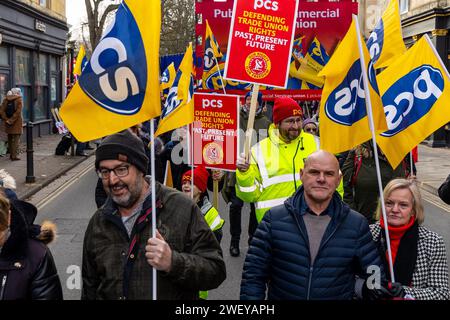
[0,93,449,301]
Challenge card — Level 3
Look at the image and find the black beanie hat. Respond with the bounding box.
[95,130,149,174]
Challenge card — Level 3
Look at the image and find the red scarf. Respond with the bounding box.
[380,216,415,264]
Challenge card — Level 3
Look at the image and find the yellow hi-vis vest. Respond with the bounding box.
[199,197,224,300]
[199,197,224,232]
[236,124,319,223]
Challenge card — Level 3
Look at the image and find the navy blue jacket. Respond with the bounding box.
[240,187,384,300]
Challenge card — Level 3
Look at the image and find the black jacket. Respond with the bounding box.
[0,200,63,300]
[438,174,450,205]
[240,187,384,300]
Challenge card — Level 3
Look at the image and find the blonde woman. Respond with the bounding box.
[370,179,449,300]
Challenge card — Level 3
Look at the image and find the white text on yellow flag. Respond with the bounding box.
[377,35,450,168]
[60,0,161,142]
[318,17,386,154]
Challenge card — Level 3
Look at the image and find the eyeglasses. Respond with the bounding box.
[304,127,317,133]
[97,165,130,179]
[282,118,302,126]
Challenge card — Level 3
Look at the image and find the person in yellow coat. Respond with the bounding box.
[236,97,320,223]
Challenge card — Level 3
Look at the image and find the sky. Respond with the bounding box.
[66,0,87,31]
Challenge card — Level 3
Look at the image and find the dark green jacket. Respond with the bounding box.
[82,182,226,300]
[342,149,407,223]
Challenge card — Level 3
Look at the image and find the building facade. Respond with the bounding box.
[0,0,68,135]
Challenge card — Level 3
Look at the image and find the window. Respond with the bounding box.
[399,0,409,14]
[35,53,49,120]
[0,73,9,102]
[15,49,31,121]
[15,49,31,85]
[0,46,9,66]
[39,0,48,7]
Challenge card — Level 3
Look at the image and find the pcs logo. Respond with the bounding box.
[324,60,369,126]
[79,2,147,115]
[367,20,384,64]
[381,65,443,137]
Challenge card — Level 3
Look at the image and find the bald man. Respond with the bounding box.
[240,150,391,300]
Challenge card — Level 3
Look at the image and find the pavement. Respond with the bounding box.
[0,133,96,200]
[0,134,449,201]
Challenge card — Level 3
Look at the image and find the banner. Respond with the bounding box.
[192,93,239,171]
[366,0,406,69]
[223,0,299,88]
[377,35,450,168]
[155,43,195,137]
[196,0,358,94]
[60,0,161,142]
[318,16,387,154]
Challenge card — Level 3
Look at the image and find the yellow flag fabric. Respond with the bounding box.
[60,0,161,142]
[164,160,173,188]
[73,45,87,77]
[155,43,194,137]
[367,0,406,69]
[160,62,176,97]
[202,20,224,90]
[377,35,450,168]
[318,17,387,154]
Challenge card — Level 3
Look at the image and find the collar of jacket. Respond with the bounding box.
[267,123,303,146]
[283,186,350,251]
[101,180,162,237]
[285,186,348,221]
[240,107,263,120]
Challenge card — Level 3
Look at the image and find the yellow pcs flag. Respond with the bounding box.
[60,0,161,142]
[318,16,387,154]
[377,35,450,168]
[202,20,224,90]
[155,43,194,137]
[73,45,87,77]
[160,62,176,97]
[367,0,406,69]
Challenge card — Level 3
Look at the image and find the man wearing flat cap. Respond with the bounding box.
[236,97,320,223]
[82,130,226,300]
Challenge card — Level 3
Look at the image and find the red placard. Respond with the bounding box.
[223,0,299,88]
[196,0,358,96]
[192,93,240,171]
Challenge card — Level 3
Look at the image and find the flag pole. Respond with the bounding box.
[354,15,396,283]
[214,56,227,95]
[409,150,414,177]
[243,84,260,160]
[149,119,158,300]
[185,124,193,199]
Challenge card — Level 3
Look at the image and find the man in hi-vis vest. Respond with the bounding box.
[236,97,320,223]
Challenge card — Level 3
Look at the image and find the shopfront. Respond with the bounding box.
[0,0,68,136]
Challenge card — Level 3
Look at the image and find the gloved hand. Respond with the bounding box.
[362,281,405,300]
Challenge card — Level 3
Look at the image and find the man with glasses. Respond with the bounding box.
[82,130,226,300]
[236,97,320,224]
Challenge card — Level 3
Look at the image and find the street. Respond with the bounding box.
[26,159,450,300]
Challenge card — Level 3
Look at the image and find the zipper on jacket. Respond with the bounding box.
[0,275,7,300]
[307,267,313,300]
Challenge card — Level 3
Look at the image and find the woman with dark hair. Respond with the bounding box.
[370,179,449,300]
[0,193,63,300]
